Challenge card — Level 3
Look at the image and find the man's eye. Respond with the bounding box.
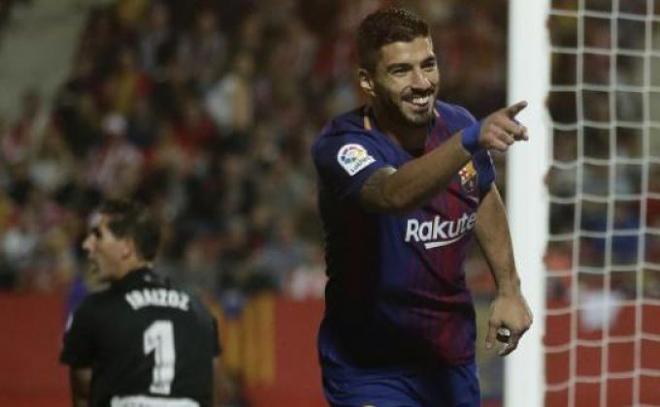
[422,62,437,70]
[91,227,101,238]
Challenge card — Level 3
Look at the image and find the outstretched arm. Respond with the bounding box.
[361,101,529,214]
[474,184,533,356]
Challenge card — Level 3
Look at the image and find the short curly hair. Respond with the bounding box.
[357,8,430,72]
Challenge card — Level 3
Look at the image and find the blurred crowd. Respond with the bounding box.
[0,0,509,306]
[0,0,29,33]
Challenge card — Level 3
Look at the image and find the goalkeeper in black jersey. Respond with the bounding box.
[60,199,221,407]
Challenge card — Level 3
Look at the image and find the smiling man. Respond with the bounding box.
[311,8,533,407]
[60,199,222,407]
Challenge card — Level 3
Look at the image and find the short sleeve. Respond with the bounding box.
[473,150,496,198]
[59,300,95,367]
[312,133,388,201]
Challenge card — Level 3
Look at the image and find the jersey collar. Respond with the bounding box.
[112,267,157,290]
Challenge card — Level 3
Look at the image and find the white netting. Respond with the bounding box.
[544,0,660,405]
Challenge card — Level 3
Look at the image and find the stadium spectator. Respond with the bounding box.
[177,7,228,90]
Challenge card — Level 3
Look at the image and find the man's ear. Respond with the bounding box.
[358,68,376,98]
[120,240,135,259]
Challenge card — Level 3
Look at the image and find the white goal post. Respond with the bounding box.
[507,0,551,407]
[507,1,660,406]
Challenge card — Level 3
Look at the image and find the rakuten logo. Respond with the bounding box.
[404,213,477,249]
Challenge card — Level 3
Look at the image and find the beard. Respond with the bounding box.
[375,85,437,128]
[87,259,100,274]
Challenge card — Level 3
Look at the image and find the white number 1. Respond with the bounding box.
[144,320,176,395]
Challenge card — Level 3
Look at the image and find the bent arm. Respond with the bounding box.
[474,185,520,295]
[360,133,470,213]
[360,101,529,214]
[474,185,532,355]
[69,367,92,407]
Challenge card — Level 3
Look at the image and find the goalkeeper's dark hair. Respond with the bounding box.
[357,7,430,72]
[98,199,161,261]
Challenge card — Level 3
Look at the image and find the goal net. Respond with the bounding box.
[509,0,660,406]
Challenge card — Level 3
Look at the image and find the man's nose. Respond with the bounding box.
[82,236,93,252]
[411,68,432,89]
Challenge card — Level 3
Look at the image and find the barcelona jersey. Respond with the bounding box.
[312,100,495,371]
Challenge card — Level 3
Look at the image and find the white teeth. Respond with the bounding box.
[411,96,430,105]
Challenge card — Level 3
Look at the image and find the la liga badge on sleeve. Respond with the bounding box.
[337,143,376,176]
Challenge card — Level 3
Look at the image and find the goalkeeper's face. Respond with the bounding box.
[370,36,439,127]
[82,214,127,283]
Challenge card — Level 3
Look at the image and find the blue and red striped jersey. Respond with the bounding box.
[311,100,495,370]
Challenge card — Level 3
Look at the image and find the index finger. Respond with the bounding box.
[505,100,528,118]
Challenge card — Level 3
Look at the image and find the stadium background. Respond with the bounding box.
[0,0,624,406]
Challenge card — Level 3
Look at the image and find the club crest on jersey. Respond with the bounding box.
[337,143,376,176]
[459,162,477,193]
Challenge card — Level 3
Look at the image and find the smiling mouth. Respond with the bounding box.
[405,94,433,111]
[412,95,431,105]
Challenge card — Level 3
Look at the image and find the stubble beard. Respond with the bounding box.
[377,88,436,129]
[87,259,99,274]
[402,103,435,127]
[87,258,112,283]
